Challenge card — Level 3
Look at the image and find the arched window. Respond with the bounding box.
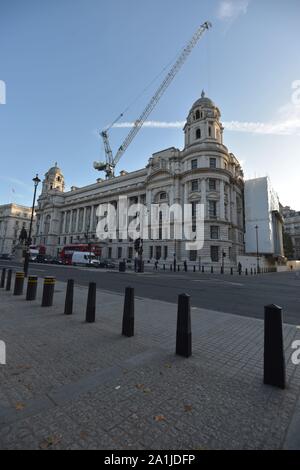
[195,110,200,120]
[196,128,201,139]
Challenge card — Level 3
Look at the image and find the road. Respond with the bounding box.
[1,260,300,325]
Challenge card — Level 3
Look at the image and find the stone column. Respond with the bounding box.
[62,212,67,234]
[82,207,87,233]
[227,185,231,223]
[219,180,225,220]
[69,210,73,235]
[75,209,79,233]
[90,205,94,232]
[200,179,207,217]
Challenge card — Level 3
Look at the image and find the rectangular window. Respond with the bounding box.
[128,247,133,259]
[155,246,161,260]
[191,180,198,192]
[118,247,122,259]
[209,158,217,169]
[108,247,112,259]
[191,201,197,218]
[211,246,219,262]
[210,226,219,240]
[209,179,216,191]
[191,159,198,170]
[209,201,217,218]
[189,250,197,261]
[164,246,168,260]
[150,246,153,258]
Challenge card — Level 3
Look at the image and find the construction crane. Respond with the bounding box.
[94,21,212,179]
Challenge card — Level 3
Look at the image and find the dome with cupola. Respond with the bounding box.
[42,163,65,194]
[184,91,224,148]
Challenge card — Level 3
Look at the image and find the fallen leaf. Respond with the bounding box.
[15,402,26,411]
[39,434,62,449]
[79,431,88,440]
[184,405,193,412]
[154,415,166,422]
[143,388,151,394]
[115,386,121,390]
[135,384,145,390]
[164,363,172,369]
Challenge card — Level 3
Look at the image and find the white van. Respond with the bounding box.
[72,252,100,267]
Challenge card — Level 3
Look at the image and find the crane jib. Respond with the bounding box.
[95,21,212,179]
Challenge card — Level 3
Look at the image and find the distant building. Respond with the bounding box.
[244,177,284,263]
[35,93,245,267]
[0,204,35,255]
[282,206,300,260]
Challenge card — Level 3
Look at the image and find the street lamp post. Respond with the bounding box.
[24,174,41,277]
[255,225,260,274]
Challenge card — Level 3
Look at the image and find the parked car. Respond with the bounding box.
[50,257,63,265]
[34,254,53,264]
[98,259,116,269]
[72,252,100,267]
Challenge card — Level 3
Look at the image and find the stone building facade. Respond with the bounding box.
[282,206,300,260]
[35,93,245,267]
[0,204,35,255]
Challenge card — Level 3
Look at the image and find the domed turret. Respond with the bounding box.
[42,163,65,194]
[184,91,224,148]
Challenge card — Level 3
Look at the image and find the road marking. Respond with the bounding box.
[192,279,244,287]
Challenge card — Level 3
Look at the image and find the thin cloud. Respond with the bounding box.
[217,0,250,22]
[112,106,300,137]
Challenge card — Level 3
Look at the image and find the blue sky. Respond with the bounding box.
[0,0,300,207]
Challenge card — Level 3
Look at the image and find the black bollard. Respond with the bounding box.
[64,279,74,315]
[85,282,96,323]
[245,268,248,276]
[163,264,165,271]
[176,294,192,358]
[202,266,204,273]
[1,268,6,288]
[264,304,286,389]
[26,275,38,301]
[221,266,224,274]
[177,265,180,272]
[251,268,253,275]
[230,267,233,275]
[13,272,25,296]
[6,269,12,291]
[193,265,196,272]
[41,276,55,307]
[211,266,213,274]
[122,287,134,337]
[170,264,172,271]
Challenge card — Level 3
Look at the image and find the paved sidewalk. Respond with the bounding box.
[0,274,300,450]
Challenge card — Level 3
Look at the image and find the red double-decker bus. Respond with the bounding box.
[60,244,102,265]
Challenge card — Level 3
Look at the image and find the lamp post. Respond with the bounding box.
[255,225,260,274]
[24,174,41,277]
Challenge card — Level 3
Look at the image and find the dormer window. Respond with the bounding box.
[196,128,201,139]
[195,110,200,120]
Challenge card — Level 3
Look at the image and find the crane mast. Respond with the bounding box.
[94,21,212,179]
